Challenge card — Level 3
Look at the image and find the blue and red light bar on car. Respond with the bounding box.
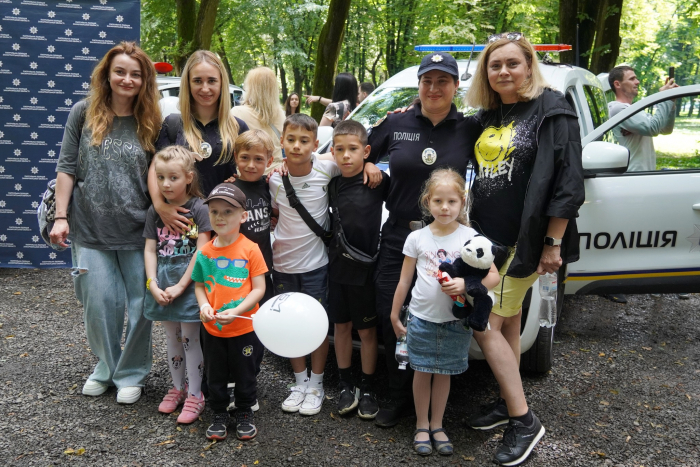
[414,44,573,53]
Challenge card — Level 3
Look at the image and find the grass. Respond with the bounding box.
[653,116,699,169]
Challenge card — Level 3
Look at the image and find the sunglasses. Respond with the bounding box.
[214,257,249,270]
[487,32,523,44]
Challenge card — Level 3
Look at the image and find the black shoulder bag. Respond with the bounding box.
[282,174,334,247]
[328,178,379,266]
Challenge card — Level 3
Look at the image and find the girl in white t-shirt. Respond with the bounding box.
[390,168,500,456]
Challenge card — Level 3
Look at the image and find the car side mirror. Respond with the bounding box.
[582,141,629,177]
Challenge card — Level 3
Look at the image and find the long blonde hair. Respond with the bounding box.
[87,41,161,152]
[179,50,239,165]
[241,67,285,126]
[153,145,203,199]
[466,34,550,110]
[419,168,469,226]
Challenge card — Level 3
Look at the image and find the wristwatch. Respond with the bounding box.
[544,236,562,247]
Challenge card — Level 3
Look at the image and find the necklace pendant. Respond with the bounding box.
[422,147,437,165]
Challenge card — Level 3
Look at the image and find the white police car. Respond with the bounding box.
[157,76,243,119]
[327,45,700,373]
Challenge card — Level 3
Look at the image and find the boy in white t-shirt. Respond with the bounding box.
[269,113,340,415]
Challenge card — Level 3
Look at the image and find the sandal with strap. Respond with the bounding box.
[413,428,433,456]
[430,427,454,456]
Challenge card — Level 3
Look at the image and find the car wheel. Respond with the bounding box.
[519,266,566,374]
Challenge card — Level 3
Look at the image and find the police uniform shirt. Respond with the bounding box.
[156,116,250,196]
[329,171,390,285]
[367,103,477,221]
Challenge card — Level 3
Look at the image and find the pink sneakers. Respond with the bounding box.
[177,393,205,424]
[158,387,187,414]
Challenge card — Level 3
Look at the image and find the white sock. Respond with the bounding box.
[294,369,309,387]
[309,371,324,392]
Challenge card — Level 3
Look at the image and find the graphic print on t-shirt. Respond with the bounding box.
[423,247,461,279]
[244,197,271,234]
[157,223,200,257]
[474,114,537,192]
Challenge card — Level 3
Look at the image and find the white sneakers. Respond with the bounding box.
[299,387,325,416]
[281,385,307,412]
[116,386,142,404]
[82,379,108,396]
[281,384,325,415]
[83,379,142,404]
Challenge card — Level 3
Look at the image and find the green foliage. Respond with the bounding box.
[140,0,700,106]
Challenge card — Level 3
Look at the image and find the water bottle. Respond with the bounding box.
[395,335,409,370]
[395,305,410,369]
[538,272,558,328]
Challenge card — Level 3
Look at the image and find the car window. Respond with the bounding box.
[160,87,179,98]
[232,90,242,106]
[584,85,608,129]
[603,93,700,172]
[350,87,470,127]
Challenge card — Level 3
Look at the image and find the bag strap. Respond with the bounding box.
[268,122,281,140]
[166,113,182,144]
[282,174,328,239]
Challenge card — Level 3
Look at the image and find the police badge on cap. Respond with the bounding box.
[417,52,459,79]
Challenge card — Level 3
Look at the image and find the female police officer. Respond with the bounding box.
[365,52,479,427]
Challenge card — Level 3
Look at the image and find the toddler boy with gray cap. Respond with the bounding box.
[192,182,269,442]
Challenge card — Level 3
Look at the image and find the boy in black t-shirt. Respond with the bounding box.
[228,129,277,411]
[328,120,389,419]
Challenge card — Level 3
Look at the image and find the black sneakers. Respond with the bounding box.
[494,412,545,466]
[468,398,509,430]
[206,412,230,440]
[374,399,412,427]
[357,390,379,420]
[337,381,359,415]
[235,409,257,440]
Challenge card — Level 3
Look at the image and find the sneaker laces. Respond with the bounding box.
[236,410,254,426]
[212,412,229,426]
[502,421,519,447]
[303,387,323,405]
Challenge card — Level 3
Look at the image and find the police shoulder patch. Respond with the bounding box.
[372,116,387,128]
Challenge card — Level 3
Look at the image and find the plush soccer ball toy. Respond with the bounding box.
[438,235,496,331]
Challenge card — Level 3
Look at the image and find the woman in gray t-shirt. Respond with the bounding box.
[51,42,162,405]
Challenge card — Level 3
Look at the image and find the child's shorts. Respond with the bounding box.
[328,281,378,329]
[406,313,472,375]
[493,247,539,318]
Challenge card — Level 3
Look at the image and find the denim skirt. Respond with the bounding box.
[406,313,473,375]
[144,254,199,323]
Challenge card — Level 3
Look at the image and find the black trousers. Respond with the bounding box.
[203,330,263,413]
[374,219,415,405]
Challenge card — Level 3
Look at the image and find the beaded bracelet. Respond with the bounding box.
[146,277,158,290]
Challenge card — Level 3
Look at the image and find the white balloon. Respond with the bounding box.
[253,292,328,358]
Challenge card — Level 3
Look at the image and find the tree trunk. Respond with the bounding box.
[310,0,352,122]
[217,35,234,85]
[192,0,221,51]
[175,0,196,73]
[293,65,304,96]
[559,0,578,65]
[589,0,623,75]
[578,0,601,70]
[279,60,288,104]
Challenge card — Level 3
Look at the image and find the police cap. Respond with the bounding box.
[417,52,459,80]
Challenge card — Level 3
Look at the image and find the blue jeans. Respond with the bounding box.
[71,242,153,389]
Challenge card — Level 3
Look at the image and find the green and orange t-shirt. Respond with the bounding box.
[191,234,268,337]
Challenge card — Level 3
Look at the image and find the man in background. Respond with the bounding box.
[608,66,678,172]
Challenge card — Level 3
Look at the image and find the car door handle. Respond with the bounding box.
[694,204,700,211]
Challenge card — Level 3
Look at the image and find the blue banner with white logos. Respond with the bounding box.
[1,0,140,268]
